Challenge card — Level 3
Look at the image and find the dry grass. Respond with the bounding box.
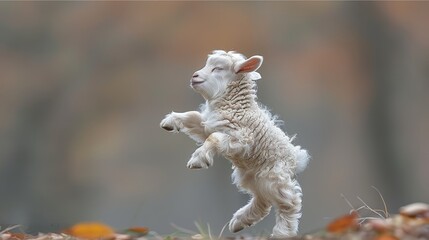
[1,191,428,240]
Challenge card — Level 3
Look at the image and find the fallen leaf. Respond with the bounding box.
[326,211,359,233]
[124,227,149,235]
[375,234,398,240]
[6,233,30,240]
[399,203,429,218]
[65,222,115,239]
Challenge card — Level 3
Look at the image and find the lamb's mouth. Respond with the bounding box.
[190,80,205,86]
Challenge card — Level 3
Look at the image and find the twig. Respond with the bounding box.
[355,205,367,212]
[372,186,389,218]
[170,223,197,235]
[341,193,356,212]
[357,196,385,219]
[0,225,21,234]
[218,221,229,239]
[194,221,206,236]
[207,223,212,240]
[358,217,383,224]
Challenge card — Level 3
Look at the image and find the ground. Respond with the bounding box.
[1,203,428,240]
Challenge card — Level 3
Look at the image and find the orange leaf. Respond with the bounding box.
[65,222,115,239]
[125,226,149,236]
[5,233,30,240]
[326,211,359,233]
[375,234,398,240]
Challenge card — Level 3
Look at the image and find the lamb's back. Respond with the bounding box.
[235,108,308,174]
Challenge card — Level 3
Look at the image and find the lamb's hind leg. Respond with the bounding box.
[270,178,303,238]
[229,196,272,233]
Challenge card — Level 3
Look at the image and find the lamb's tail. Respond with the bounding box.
[294,146,310,174]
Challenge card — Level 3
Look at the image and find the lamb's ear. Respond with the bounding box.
[234,55,263,74]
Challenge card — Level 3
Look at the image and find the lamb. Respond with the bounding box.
[160,50,310,237]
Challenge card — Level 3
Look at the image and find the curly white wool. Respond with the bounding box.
[160,50,310,238]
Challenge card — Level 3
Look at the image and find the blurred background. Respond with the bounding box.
[0,1,428,236]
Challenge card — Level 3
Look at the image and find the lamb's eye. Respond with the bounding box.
[212,67,223,72]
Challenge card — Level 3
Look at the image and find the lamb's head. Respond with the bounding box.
[190,50,263,100]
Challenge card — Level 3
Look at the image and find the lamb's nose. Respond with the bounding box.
[192,73,199,78]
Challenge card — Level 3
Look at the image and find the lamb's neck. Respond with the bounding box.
[209,77,258,116]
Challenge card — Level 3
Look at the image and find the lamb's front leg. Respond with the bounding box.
[160,111,207,143]
[187,132,227,169]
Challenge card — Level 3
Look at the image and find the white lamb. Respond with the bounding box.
[160,50,310,237]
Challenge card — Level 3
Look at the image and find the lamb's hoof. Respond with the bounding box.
[186,159,209,169]
[229,218,246,233]
[161,125,174,131]
[187,148,212,169]
[187,163,204,169]
[160,114,179,132]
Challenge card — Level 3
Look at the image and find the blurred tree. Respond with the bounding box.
[350,2,407,208]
